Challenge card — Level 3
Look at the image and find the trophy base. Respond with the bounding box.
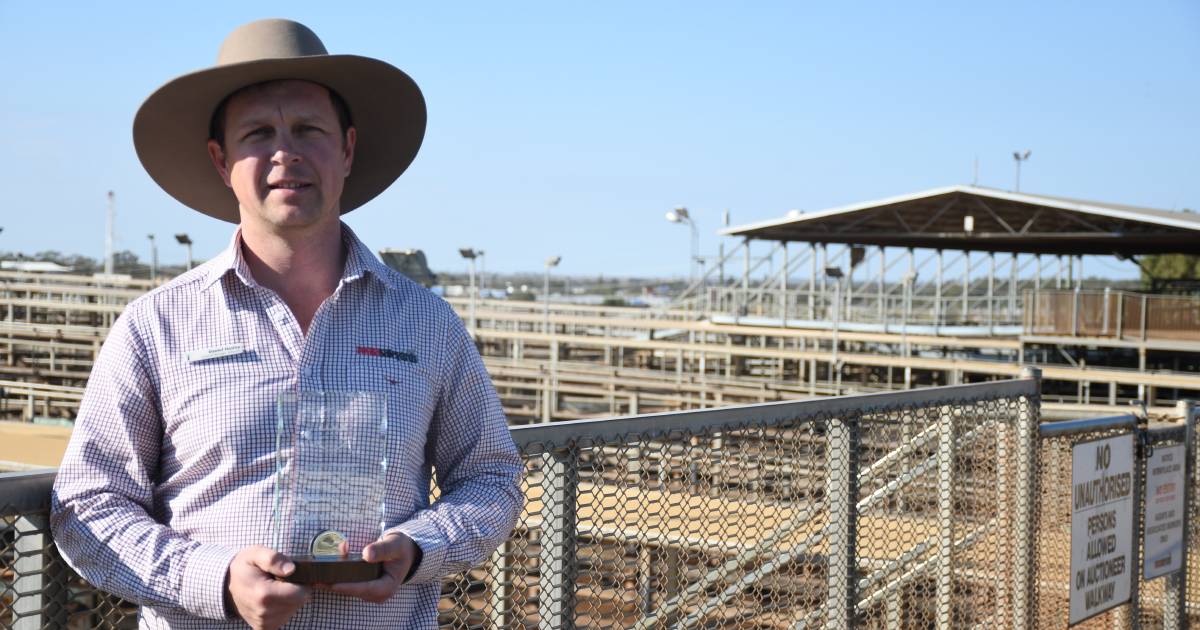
[284,554,383,584]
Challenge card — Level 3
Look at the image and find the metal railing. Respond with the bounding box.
[2,377,1196,628]
[1026,289,1200,342]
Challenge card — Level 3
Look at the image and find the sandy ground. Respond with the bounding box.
[0,421,71,470]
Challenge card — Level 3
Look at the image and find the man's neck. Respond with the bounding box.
[239,220,346,334]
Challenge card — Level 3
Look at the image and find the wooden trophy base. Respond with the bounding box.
[284,554,383,584]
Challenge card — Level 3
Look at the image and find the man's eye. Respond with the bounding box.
[242,128,271,141]
[299,125,323,134]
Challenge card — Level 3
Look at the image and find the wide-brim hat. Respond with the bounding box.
[133,18,426,223]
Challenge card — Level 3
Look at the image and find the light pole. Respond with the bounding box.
[105,191,115,276]
[147,234,159,281]
[458,248,478,332]
[543,255,561,334]
[174,233,193,270]
[1012,150,1031,192]
[825,266,844,393]
[665,206,699,286]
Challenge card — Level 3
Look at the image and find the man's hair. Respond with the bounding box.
[208,81,353,150]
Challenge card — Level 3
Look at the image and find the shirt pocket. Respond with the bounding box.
[345,357,438,517]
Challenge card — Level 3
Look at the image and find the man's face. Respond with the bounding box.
[207,80,356,233]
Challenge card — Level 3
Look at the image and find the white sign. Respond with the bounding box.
[1143,444,1186,580]
[1069,434,1135,625]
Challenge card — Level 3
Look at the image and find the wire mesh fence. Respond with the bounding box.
[1,378,1195,629]
[1030,406,1198,630]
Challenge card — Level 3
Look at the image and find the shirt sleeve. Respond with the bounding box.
[49,310,238,620]
[390,314,524,583]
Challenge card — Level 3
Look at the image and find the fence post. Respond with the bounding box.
[1072,286,1080,336]
[825,414,860,629]
[1014,366,1041,629]
[1116,292,1125,340]
[935,405,956,629]
[13,514,69,630]
[1162,400,1195,629]
[538,448,578,630]
[1127,422,1146,630]
[489,540,514,629]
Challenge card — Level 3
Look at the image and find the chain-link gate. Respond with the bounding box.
[2,376,1195,629]
[1031,401,1197,629]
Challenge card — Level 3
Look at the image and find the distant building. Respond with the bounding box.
[1,261,73,273]
[378,249,438,288]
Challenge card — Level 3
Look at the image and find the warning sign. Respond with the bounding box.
[1143,444,1186,580]
[1069,434,1134,625]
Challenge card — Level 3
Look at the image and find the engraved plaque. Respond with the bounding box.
[273,391,387,583]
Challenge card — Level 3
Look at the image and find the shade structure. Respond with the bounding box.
[721,185,1200,256]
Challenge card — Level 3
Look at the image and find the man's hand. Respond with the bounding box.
[226,546,310,630]
[325,532,418,603]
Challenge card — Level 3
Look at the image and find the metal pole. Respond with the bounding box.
[465,257,476,333]
[537,449,579,630]
[810,243,817,319]
[878,246,886,324]
[1035,254,1042,294]
[825,415,860,629]
[541,264,549,334]
[988,252,995,332]
[742,238,751,315]
[185,242,193,271]
[105,191,115,276]
[13,514,68,630]
[1009,253,1018,322]
[820,243,828,318]
[1014,366,1042,628]
[781,242,789,323]
[935,405,955,630]
[935,249,943,330]
[962,250,970,323]
[689,218,699,287]
[1162,400,1194,629]
[148,234,158,282]
[831,279,841,393]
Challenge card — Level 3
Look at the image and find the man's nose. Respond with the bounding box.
[270,134,302,164]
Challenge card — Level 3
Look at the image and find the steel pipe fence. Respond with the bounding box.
[1,377,1194,628]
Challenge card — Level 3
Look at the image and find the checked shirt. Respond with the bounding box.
[51,225,523,629]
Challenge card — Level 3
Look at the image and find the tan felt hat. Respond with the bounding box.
[133,18,426,223]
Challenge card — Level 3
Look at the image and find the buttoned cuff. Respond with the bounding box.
[178,543,240,620]
[388,520,447,585]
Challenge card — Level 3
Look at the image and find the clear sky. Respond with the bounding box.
[1,1,1197,279]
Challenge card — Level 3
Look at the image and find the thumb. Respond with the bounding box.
[247,546,296,578]
[363,533,409,563]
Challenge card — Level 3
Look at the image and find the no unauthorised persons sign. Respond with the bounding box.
[1069,434,1134,625]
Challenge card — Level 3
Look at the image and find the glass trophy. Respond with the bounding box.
[273,391,388,583]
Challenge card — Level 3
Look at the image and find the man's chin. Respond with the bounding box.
[241,204,335,230]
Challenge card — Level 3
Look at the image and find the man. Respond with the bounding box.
[51,19,523,630]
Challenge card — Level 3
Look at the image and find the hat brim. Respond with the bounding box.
[133,54,426,223]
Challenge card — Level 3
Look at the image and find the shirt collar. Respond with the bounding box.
[200,222,398,293]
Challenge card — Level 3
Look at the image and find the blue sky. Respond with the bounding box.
[1,2,1197,279]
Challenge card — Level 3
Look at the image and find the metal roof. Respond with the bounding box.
[720,185,1200,255]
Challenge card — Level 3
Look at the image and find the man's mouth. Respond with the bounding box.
[268,181,311,191]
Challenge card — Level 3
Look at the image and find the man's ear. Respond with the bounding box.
[342,127,357,176]
[206,139,233,188]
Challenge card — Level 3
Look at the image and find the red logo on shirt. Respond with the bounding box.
[356,346,418,364]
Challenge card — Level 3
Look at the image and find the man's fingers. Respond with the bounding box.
[245,546,296,578]
[260,579,311,606]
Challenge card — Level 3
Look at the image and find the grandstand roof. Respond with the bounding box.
[720,185,1200,255]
